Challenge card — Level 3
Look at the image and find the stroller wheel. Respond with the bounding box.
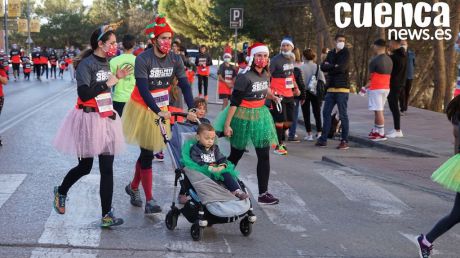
[191,222,203,241]
[165,210,178,230]
[240,217,252,236]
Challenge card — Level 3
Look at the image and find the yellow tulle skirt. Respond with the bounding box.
[122,100,171,152]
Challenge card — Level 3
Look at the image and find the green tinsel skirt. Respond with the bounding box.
[432,154,460,192]
[214,105,278,150]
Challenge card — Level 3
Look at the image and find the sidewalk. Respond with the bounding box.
[301,93,453,158]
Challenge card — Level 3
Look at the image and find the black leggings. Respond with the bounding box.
[139,147,154,169]
[302,92,323,132]
[58,155,114,216]
[387,88,401,130]
[50,65,57,78]
[228,146,270,194]
[41,64,48,79]
[35,65,41,79]
[197,75,208,96]
[426,192,460,243]
[0,96,4,116]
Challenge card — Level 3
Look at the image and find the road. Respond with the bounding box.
[0,68,459,257]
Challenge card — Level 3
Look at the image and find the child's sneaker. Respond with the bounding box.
[273,145,287,156]
[145,199,162,214]
[416,234,432,258]
[258,192,279,205]
[234,190,249,200]
[153,152,164,162]
[101,209,124,228]
[53,186,66,214]
[177,194,190,204]
[125,183,142,207]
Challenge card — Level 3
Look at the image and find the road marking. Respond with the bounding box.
[0,174,27,209]
[242,171,322,233]
[317,169,409,216]
[31,175,101,258]
[30,248,97,258]
[0,87,73,134]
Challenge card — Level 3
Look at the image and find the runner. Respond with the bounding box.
[58,58,67,79]
[49,49,58,79]
[270,36,301,155]
[217,51,237,109]
[32,47,41,81]
[122,15,196,214]
[362,39,393,142]
[215,42,280,205]
[0,61,8,145]
[195,44,212,100]
[22,57,32,81]
[10,44,21,81]
[109,34,136,116]
[52,24,131,228]
[40,47,50,79]
[416,94,460,258]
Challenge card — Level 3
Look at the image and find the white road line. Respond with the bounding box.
[317,169,409,216]
[31,175,101,258]
[242,171,322,233]
[0,87,73,134]
[0,174,27,209]
[30,248,97,258]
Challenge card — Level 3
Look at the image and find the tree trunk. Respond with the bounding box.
[316,31,324,63]
[430,0,448,112]
[310,0,334,49]
[410,50,434,104]
[443,0,460,106]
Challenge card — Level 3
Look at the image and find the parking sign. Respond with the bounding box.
[230,8,243,29]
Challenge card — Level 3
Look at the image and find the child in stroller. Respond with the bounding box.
[186,123,248,200]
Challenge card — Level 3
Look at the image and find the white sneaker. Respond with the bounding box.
[316,132,322,139]
[386,130,403,138]
[304,134,314,141]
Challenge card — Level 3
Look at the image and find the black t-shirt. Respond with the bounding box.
[270,54,294,78]
[76,54,111,99]
[232,69,270,104]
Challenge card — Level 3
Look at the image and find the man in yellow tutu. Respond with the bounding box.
[122,15,197,215]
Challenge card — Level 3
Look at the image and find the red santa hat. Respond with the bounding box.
[246,42,269,67]
[145,14,174,39]
[223,48,232,58]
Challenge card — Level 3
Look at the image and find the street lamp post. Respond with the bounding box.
[26,0,32,56]
[3,0,8,54]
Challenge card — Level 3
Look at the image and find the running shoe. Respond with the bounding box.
[337,140,349,150]
[315,141,327,147]
[416,234,432,258]
[153,152,165,162]
[258,192,279,205]
[273,145,287,155]
[304,134,314,141]
[387,129,404,138]
[287,136,301,143]
[125,183,142,207]
[368,132,387,141]
[101,209,124,228]
[145,199,162,214]
[234,190,249,200]
[53,186,66,215]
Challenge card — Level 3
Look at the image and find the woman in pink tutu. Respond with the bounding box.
[52,24,132,228]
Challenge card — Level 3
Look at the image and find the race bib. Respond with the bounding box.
[151,90,170,108]
[95,93,114,117]
[285,77,294,89]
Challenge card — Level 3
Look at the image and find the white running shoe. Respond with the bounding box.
[316,132,322,139]
[304,134,314,141]
[386,129,404,138]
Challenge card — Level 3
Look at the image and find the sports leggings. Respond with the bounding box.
[228,146,270,194]
[58,155,114,216]
[197,75,208,96]
[426,192,460,243]
[50,65,57,78]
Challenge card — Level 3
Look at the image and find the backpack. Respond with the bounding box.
[307,64,325,100]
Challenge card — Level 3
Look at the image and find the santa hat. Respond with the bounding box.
[223,48,232,58]
[281,36,294,48]
[145,14,174,39]
[223,53,232,58]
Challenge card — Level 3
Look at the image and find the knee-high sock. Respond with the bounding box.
[130,160,141,190]
[140,168,153,201]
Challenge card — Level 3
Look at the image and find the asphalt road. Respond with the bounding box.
[0,68,459,258]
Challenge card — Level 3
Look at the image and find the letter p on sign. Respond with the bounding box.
[230,8,244,28]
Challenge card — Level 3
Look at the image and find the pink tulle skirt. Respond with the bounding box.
[53,108,125,158]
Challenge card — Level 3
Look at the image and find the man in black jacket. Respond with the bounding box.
[316,34,351,150]
[387,39,407,138]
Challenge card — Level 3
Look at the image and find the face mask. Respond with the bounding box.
[281,50,292,57]
[224,58,231,63]
[157,39,172,54]
[254,56,268,68]
[104,43,117,57]
[336,42,345,50]
[402,45,408,50]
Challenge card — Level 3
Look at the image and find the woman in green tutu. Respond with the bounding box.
[214,42,279,205]
[416,94,460,257]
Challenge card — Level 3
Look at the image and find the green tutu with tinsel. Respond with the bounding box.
[181,139,239,181]
[213,105,278,150]
[432,154,460,192]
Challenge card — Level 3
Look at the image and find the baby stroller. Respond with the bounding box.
[158,113,257,241]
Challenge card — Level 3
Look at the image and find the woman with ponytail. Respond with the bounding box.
[52,24,132,228]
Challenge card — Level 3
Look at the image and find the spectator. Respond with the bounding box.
[400,40,415,115]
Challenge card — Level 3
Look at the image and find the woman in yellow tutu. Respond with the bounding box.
[122,15,196,215]
[416,94,460,257]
